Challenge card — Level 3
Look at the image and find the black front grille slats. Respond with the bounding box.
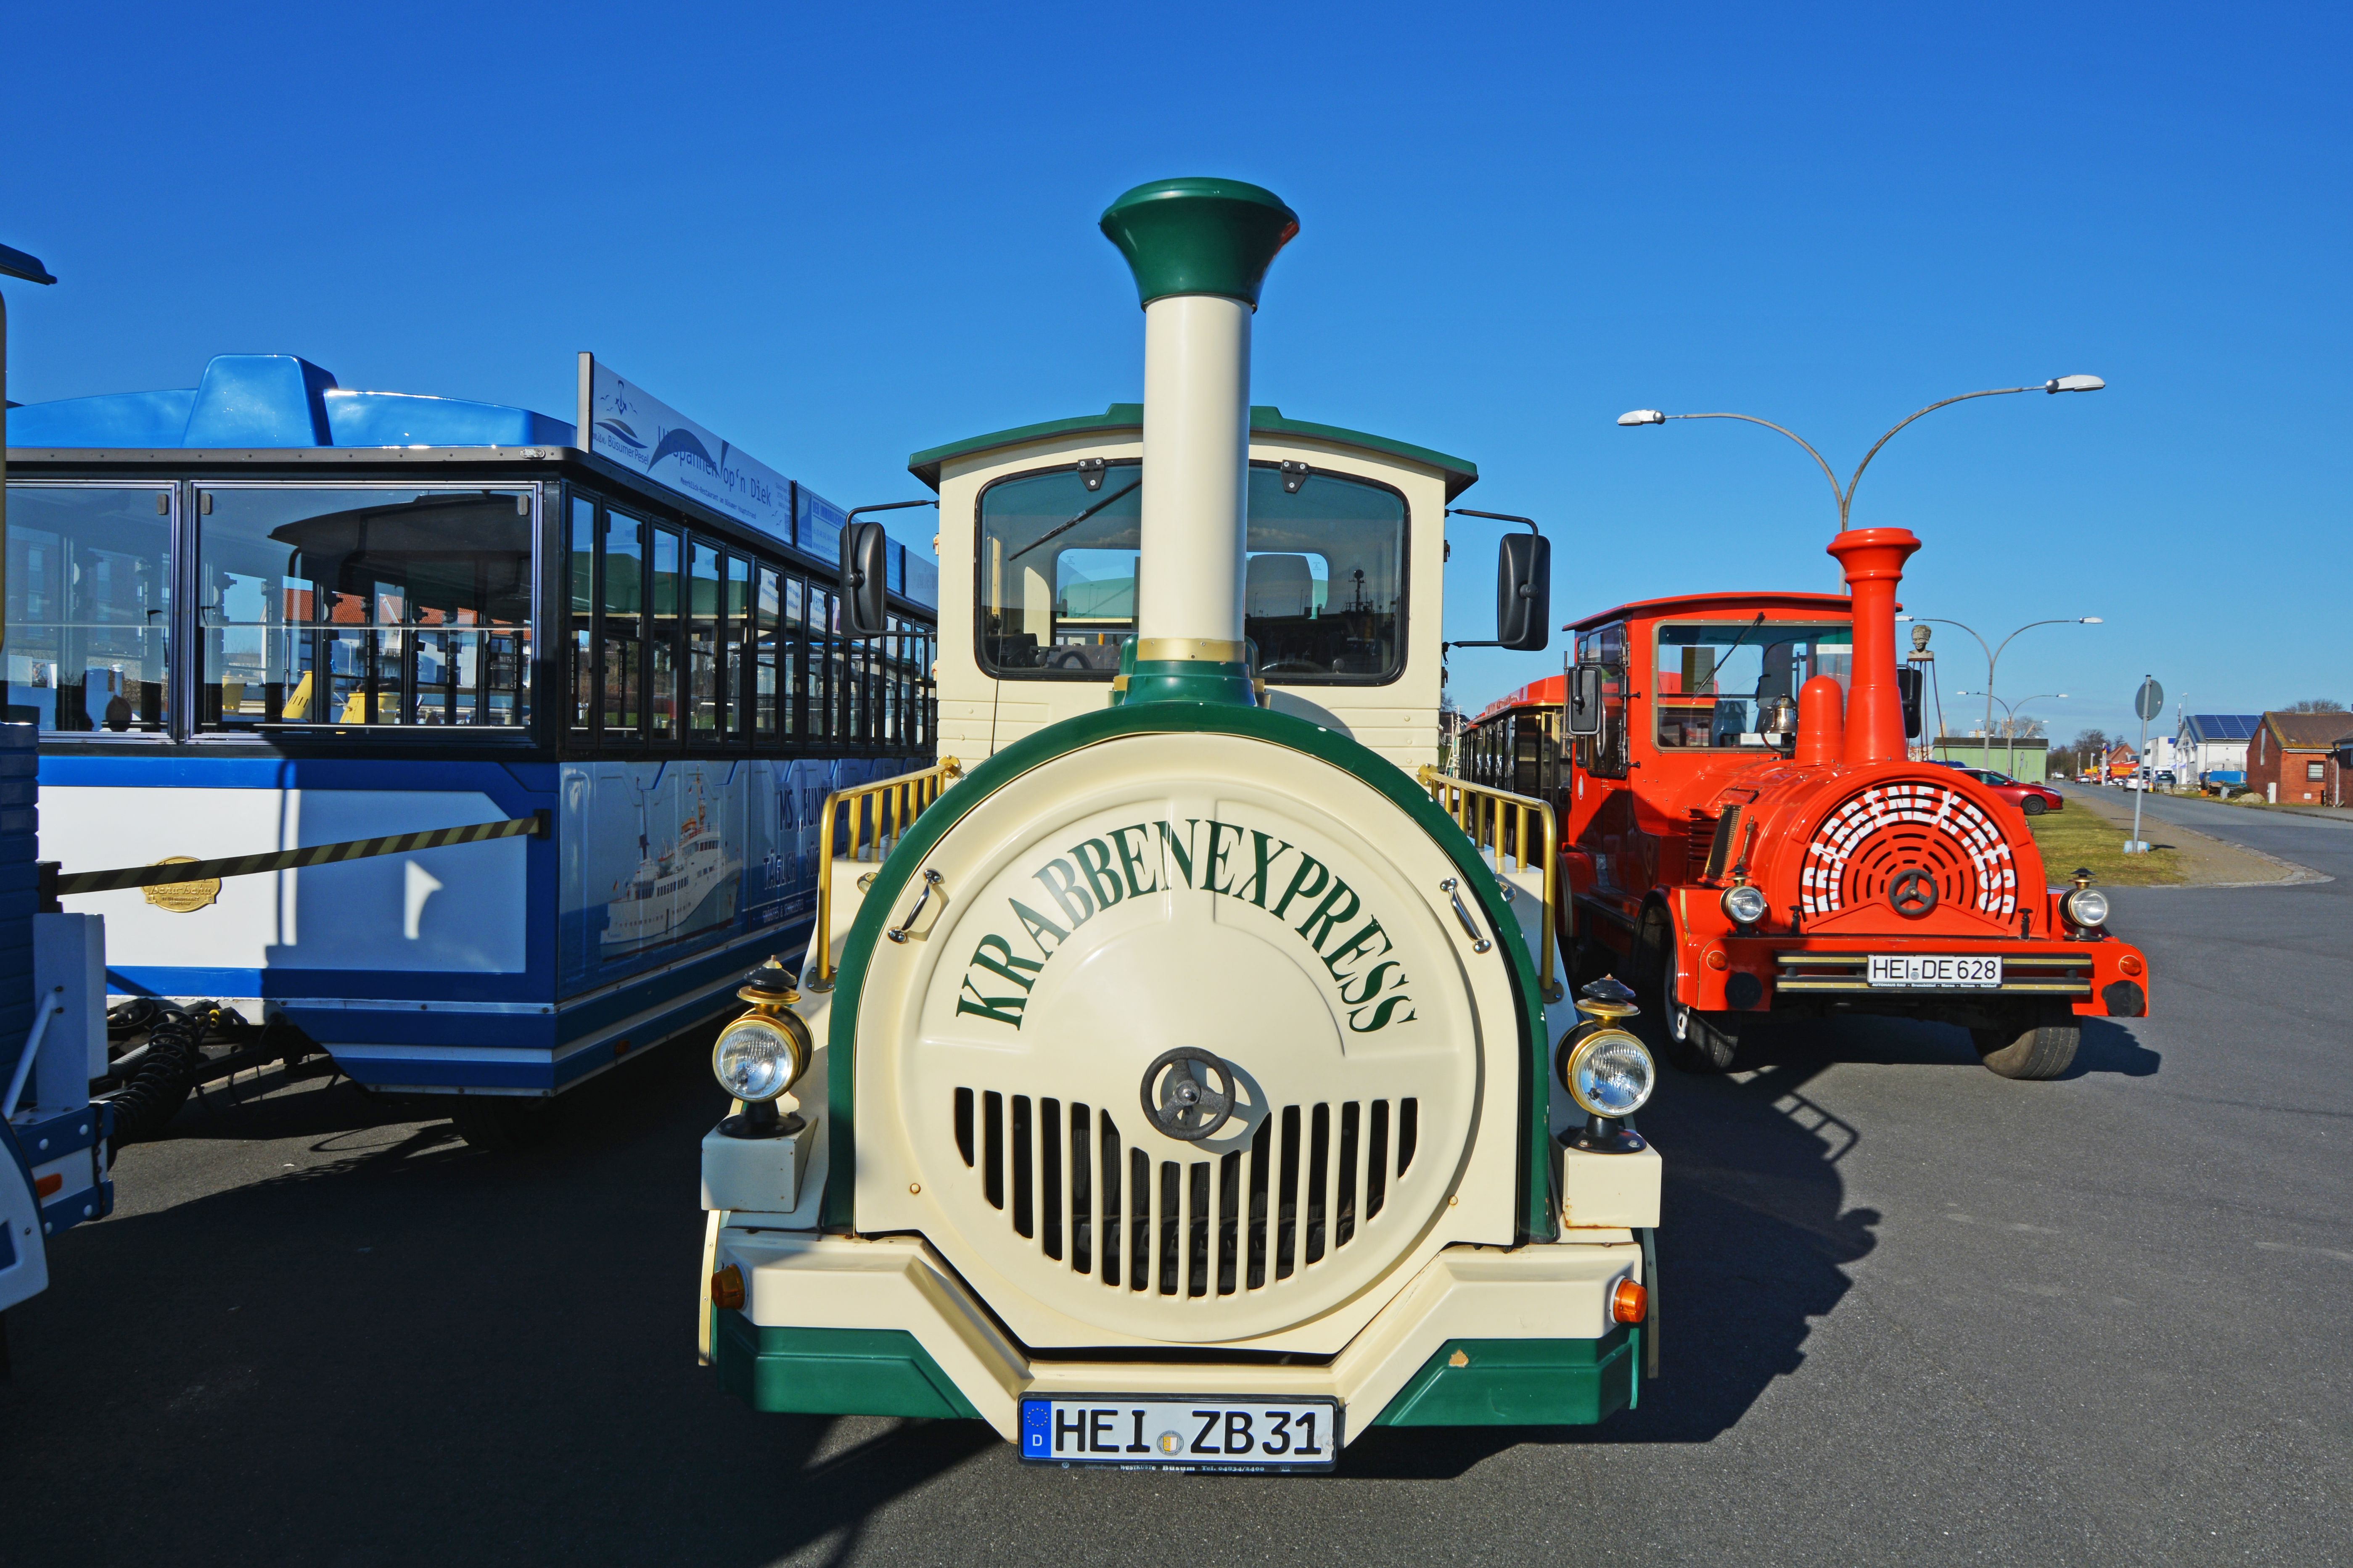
[952,1090,1419,1298]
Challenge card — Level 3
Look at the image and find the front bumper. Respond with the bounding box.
[1680,934,2149,1019]
[709,1228,1644,1445]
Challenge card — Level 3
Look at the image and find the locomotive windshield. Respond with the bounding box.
[1654,620,1851,750]
[975,458,1406,683]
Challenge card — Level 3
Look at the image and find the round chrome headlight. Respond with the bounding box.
[712,1011,812,1102]
[1560,1027,1657,1119]
[1720,883,1769,927]
[2061,886,2110,929]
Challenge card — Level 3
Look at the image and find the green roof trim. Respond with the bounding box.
[907,403,1479,500]
[1099,177,1299,309]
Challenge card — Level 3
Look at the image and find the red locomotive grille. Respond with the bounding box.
[1800,781,2017,921]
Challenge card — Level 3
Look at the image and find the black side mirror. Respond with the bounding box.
[840,521,890,637]
[1496,533,1551,652]
[1567,663,1604,736]
[1896,664,1924,740]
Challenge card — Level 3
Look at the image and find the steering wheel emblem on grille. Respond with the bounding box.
[1888,866,1939,918]
[1139,1047,1237,1142]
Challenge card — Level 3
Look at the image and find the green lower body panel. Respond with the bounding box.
[1372,1326,1637,1427]
[715,1314,982,1419]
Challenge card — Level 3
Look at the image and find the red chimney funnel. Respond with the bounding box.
[1826,527,1921,766]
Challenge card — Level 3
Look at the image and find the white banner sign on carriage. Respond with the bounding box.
[575,353,796,547]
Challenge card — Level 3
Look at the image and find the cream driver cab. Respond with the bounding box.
[695,178,1660,1466]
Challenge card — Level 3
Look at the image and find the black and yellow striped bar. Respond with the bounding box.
[51,811,549,897]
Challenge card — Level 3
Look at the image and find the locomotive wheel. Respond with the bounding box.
[1655,924,1742,1074]
[1971,1007,2080,1080]
[449,1094,551,1151]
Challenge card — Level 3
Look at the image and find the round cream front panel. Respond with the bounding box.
[852,731,1503,1346]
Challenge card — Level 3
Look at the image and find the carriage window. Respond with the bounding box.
[688,540,722,736]
[783,575,806,736]
[3,484,174,734]
[603,509,644,738]
[193,486,531,730]
[1653,622,1853,750]
[753,566,780,740]
[649,526,681,741]
[975,459,1407,682]
[569,494,595,730]
[725,555,751,740]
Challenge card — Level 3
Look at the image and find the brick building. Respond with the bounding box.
[2247,711,2353,805]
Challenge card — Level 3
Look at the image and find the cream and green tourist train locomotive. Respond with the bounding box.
[694,178,1661,1467]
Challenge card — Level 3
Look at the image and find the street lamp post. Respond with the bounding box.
[1916,617,2104,755]
[1617,375,2105,537]
[1956,691,2067,777]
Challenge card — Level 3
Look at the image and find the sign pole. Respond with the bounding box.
[2128,676,2163,853]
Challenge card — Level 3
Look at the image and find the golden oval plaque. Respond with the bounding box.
[143,856,220,913]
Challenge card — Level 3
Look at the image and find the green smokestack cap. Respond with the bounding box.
[1099,177,1300,309]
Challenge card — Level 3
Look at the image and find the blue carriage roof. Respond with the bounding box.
[5,354,575,449]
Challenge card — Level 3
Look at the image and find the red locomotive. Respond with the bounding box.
[1461,527,2148,1078]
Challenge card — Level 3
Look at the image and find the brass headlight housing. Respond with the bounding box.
[1720,882,1769,927]
[2061,885,2110,929]
[712,1012,812,1102]
[1557,1026,1657,1119]
[712,956,814,1103]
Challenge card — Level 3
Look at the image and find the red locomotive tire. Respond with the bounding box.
[1971,1008,2080,1079]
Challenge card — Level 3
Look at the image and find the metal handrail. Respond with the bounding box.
[1418,766,1564,1002]
[806,757,962,990]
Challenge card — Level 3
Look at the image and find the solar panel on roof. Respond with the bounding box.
[2188,714,2258,740]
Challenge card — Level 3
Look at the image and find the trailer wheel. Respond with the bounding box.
[449,1095,551,1151]
[1657,926,1742,1074]
[1971,1008,2079,1079]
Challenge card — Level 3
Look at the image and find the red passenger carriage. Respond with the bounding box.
[1462,527,2148,1078]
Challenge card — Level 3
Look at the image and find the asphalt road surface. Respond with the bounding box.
[5,795,2348,1566]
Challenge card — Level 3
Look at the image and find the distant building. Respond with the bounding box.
[1930,736,2049,781]
[2105,742,2139,781]
[2248,712,2350,806]
[2176,713,2258,789]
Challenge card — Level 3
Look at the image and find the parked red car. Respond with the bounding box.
[1936,762,2064,816]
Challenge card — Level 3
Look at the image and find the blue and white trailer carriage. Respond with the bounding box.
[4,352,938,1145]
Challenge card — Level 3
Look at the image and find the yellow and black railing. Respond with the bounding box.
[43,811,550,903]
[1418,767,1564,1002]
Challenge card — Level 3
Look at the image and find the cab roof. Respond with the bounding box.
[907,403,1480,499]
[1564,589,1854,634]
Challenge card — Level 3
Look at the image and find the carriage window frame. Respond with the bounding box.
[188,480,540,737]
[1,479,178,739]
[971,457,1411,687]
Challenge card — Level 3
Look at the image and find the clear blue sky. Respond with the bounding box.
[4,3,2342,742]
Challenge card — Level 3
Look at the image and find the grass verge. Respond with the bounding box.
[2028,805,2187,886]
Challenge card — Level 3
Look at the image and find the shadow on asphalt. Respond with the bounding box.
[0,999,2161,1550]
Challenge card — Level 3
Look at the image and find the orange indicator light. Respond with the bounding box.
[2119,954,2143,977]
[35,1172,62,1198]
[1704,949,1729,971]
[1611,1277,1648,1325]
[711,1264,745,1310]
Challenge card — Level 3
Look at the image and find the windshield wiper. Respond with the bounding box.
[1008,478,1142,562]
